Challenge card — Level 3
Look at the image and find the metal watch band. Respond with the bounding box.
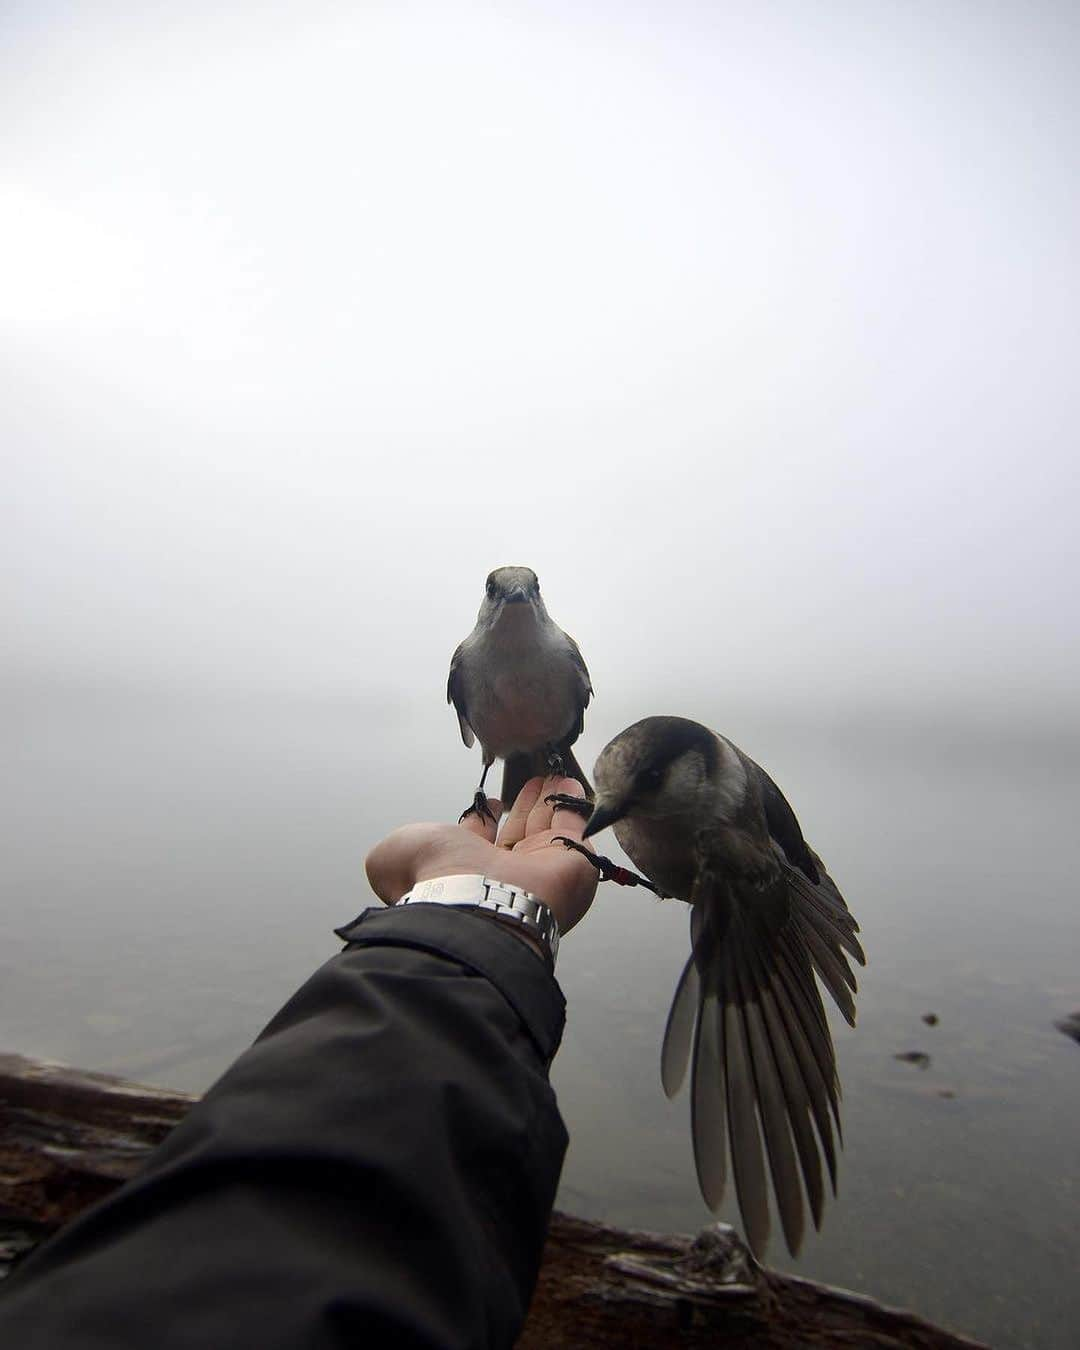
[397,873,560,966]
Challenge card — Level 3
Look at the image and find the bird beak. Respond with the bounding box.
[583,798,625,838]
[505,587,529,605]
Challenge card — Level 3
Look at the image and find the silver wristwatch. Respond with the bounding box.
[397,873,560,966]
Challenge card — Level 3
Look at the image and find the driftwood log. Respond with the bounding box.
[0,1052,985,1348]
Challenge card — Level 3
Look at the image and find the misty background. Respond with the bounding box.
[3,4,1079,1348]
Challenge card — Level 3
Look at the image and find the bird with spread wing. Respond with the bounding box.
[578,715,865,1259]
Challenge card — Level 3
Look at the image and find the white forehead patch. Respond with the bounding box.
[714,735,748,818]
[593,736,639,798]
[661,748,707,814]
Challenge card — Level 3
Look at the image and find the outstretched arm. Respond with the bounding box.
[0,777,599,1350]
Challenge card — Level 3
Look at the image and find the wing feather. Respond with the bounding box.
[774,931,843,1125]
[785,865,865,964]
[721,938,770,1257]
[768,940,841,1190]
[745,756,819,883]
[691,985,727,1209]
[793,890,865,975]
[562,629,593,739]
[446,644,475,749]
[661,950,700,1099]
[794,915,858,1027]
[731,927,805,1255]
[741,934,826,1232]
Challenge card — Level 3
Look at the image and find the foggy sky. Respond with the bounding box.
[3,1,1078,715]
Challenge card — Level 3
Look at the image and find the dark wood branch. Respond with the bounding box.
[0,1052,984,1347]
[0,1052,193,1232]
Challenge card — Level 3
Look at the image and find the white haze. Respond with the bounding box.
[5,11,1080,1345]
[2,0,1077,722]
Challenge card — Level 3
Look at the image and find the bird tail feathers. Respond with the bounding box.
[500,746,592,807]
[674,867,864,1260]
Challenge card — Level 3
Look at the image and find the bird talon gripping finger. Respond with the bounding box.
[543,792,594,819]
[459,791,498,826]
[553,836,665,895]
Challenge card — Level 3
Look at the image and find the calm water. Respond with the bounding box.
[3,684,1078,1349]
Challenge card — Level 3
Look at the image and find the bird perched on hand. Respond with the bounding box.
[448,566,593,821]
[582,715,865,1259]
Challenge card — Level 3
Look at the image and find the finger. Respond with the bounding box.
[458,798,502,843]
[525,774,562,837]
[497,777,545,849]
[547,777,590,840]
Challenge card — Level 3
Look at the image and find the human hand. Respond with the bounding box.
[364,775,599,936]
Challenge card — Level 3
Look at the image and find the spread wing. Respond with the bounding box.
[563,630,593,740]
[446,643,475,749]
[662,850,865,1260]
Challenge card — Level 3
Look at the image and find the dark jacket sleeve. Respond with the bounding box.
[0,904,569,1350]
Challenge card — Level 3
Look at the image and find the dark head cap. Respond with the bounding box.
[585,716,718,836]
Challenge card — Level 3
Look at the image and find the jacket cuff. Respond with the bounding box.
[334,904,567,1064]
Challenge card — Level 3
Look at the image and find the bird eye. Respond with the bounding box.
[640,767,663,791]
[486,579,497,598]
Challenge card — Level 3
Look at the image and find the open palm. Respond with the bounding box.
[365,775,599,935]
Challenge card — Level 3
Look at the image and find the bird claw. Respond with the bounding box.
[545,748,566,777]
[459,790,498,825]
[553,837,665,896]
[543,792,593,819]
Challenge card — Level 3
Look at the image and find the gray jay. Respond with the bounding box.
[447,566,593,821]
[579,715,865,1260]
